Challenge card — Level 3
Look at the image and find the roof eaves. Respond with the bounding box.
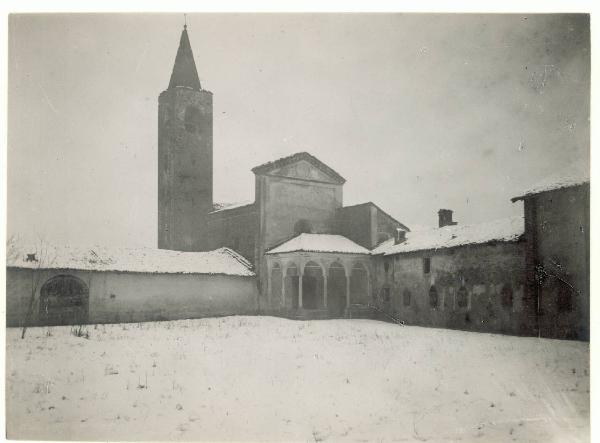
[382,235,524,256]
[511,180,590,202]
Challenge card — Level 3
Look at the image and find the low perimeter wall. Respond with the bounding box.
[6,268,259,327]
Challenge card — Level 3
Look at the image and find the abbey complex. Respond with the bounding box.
[7,26,590,340]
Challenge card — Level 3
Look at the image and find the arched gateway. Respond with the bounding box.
[39,275,89,326]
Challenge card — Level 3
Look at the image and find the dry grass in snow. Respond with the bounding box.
[6,316,589,442]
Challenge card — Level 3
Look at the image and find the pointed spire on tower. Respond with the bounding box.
[168,23,201,91]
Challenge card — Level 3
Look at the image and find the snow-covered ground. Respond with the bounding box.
[6,317,589,442]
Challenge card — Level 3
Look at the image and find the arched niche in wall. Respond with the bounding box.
[39,275,89,326]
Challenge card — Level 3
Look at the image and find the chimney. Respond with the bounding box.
[438,209,458,228]
[395,228,406,245]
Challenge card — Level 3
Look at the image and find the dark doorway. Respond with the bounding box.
[302,275,318,309]
[290,276,299,309]
[302,261,323,309]
[39,275,89,326]
[284,264,299,309]
[271,263,283,308]
[328,262,346,317]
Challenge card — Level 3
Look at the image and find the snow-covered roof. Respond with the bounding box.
[512,160,590,201]
[266,234,370,255]
[210,201,254,214]
[6,242,255,276]
[373,216,524,256]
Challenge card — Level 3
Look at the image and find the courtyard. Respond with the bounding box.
[6,316,589,442]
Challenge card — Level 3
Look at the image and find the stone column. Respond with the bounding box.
[366,269,371,305]
[266,264,272,308]
[298,271,303,308]
[281,268,286,309]
[345,273,350,309]
[323,274,328,309]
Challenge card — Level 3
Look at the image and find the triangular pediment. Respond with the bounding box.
[269,160,338,183]
[251,152,345,184]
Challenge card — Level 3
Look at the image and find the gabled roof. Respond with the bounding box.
[266,233,370,255]
[7,242,254,276]
[372,216,524,256]
[168,26,202,91]
[251,152,346,184]
[511,160,590,202]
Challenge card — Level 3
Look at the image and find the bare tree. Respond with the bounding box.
[6,235,19,262]
[10,236,56,339]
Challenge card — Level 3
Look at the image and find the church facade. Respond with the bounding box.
[158,26,589,340]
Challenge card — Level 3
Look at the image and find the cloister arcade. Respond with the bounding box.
[265,252,372,316]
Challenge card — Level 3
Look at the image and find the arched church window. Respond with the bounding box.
[184,106,201,134]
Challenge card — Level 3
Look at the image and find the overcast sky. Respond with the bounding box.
[8,13,590,248]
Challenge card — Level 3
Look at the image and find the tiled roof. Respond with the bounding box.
[7,242,254,276]
[372,216,524,256]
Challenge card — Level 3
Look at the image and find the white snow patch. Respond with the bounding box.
[374,216,524,255]
[513,159,590,199]
[6,317,589,441]
[6,242,254,276]
[209,201,254,214]
[267,233,371,255]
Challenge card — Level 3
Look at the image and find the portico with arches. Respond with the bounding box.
[265,233,372,318]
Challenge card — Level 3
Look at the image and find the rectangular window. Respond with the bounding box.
[403,289,411,306]
[423,257,431,274]
[382,287,391,303]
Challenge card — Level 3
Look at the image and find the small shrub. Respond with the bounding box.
[71,325,90,339]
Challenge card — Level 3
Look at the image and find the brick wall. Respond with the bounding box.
[525,184,590,340]
[373,241,527,335]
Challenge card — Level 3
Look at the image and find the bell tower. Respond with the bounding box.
[158,25,213,251]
